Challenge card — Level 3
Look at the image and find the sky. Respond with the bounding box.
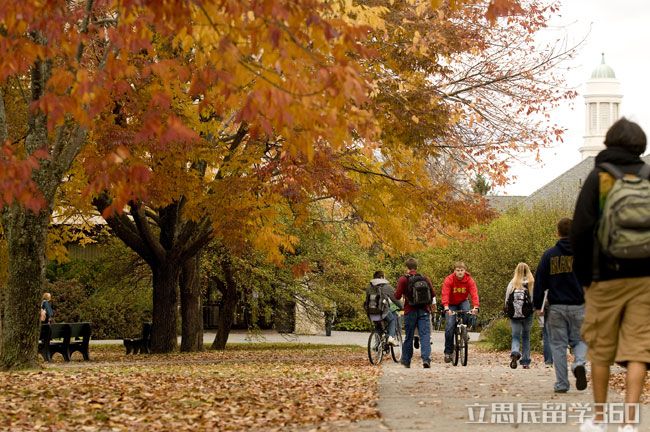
[498,0,650,196]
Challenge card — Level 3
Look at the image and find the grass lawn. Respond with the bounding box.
[0,344,380,431]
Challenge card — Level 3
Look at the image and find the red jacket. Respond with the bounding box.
[441,273,479,308]
[395,270,436,314]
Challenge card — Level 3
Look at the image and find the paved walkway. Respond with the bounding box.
[93,331,648,431]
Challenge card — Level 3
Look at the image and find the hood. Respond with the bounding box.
[555,237,573,254]
[370,278,390,286]
[450,272,471,284]
[595,147,644,166]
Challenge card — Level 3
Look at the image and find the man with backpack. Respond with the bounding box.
[571,118,650,432]
[395,257,436,368]
[533,218,587,395]
[364,270,402,346]
[441,261,479,363]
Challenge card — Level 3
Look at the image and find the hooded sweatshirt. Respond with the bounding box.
[441,272,479,308]
[571,146,650,286]
[365,278,402,319]
[533,237,583,309]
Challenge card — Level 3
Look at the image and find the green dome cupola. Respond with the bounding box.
[590,53,616,79]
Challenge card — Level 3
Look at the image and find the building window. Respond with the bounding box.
[589,103,598,133]
[599,102,610,132]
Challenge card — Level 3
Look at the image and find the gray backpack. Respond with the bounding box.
[597,163,650,259]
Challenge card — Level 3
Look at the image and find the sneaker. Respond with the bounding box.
[574,365,587,391]
[617,425,638,432]
[414,337,420,350]
[510,353,520,369]
[401,362,410,368]
[423,362,431,368]
[387,336,398,346]
[444,354,452,363]
[554,388,568,393]
[522,365,530,369]
[545,363,553,369]
[579,418,607,432]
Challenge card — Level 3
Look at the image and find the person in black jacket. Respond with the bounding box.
[571,118,650,432]
[533,218,587,394]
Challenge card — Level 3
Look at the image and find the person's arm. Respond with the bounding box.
[532,263,545,310]
[533,252,549,308]
[441,276,450,311]
[571,170,600,287]
[385,285,403,310]
[468,277,479,310]
[504,281,513,306]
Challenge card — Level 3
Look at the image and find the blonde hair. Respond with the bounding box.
[42,292,51,301]
[453,261,466,270]
[506,263,534,298]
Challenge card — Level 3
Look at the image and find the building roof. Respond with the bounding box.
[591,53,616,79]
[489,154,650,212]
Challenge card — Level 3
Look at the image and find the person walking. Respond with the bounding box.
[571,118,650,432]
[504,263,535,369]
[395,258,436,368]
[533,218,587,394]
[441,261,479,363]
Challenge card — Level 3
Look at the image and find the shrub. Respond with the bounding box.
[479,316,543,353]
[45,238,152,339]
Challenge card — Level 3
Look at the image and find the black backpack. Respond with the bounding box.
[406,274,432,308]
[505,288,533,319]
[364,284,388,315]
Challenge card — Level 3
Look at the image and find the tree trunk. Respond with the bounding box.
[180,255,203,352]
[0,208,48,370]
[150,263,181,353]
[211,258,237,350]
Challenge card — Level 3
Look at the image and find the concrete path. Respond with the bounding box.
[92,331,648,431]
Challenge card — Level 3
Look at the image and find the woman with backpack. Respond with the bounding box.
[504,262,535,369]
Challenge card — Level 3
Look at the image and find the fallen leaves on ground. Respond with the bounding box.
[0,344,380,431]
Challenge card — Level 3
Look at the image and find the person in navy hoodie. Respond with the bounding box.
[533,218,586,394]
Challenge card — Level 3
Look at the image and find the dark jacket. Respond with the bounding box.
[41,300,54,323]
[533,237,584,308]
[571,147,650,287]
[365,278,402,319]
[395,270,436,315]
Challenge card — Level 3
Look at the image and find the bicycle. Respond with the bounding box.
[367,315,403,365]
[448,310,473,367]
[431,307,445,332]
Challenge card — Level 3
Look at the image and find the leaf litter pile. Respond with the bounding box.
[0,344,380,431]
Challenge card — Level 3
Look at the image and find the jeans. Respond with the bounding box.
[444,300,470,354]
[547,304,587,391]
[402,309,431,365]
[510,315,534,366]
[385,310,397,338]
[542,310,553,365]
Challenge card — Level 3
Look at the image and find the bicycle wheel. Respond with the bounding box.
[391,324,403,363]
[453,327,460,366]
[367,330,383,365]
[460,326,469,366]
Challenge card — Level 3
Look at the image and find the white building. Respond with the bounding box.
[489,55,649,211]
[580,54,623,159]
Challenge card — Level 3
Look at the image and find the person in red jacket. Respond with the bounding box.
[441,261,479,363]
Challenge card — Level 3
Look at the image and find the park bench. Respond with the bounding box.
[38,322,92,362]
[123,322,152,354]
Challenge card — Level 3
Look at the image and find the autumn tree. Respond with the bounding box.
[0,0,207,369]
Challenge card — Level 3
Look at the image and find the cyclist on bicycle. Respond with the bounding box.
[395,258,436,369]
[441,261,479,363]
[365,271,403,345]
